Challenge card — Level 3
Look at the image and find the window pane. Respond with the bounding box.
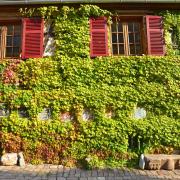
[112,33,117,43]
[13,47,20,57]
[14,26,21,35]
[6,25,21,58]
[135,33,140,43]
[111,20,143,56]
[13,36,21,47]
[134,23,140,31]
[6,36,12,46]
[128,23,133,32]
[118,23,123,32]
[130,45,135,55]
[129,33,134,43]
[136,45,142,54]
[118,33,124,43]
[119,45,124,54]
[7,26,13,35]
[6,47,13,57]
[112,44,118,55]
[111,23,117,32]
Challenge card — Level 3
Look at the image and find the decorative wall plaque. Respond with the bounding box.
[0,108,9,117]
[18,109,28,118]
[105,109,114,118]
[38,108,52,120]
[0,104,9,117]
[133,107,146,119]
[82,109,94,121]
[60,112,74,122]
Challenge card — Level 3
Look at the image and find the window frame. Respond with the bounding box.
[0,20,22,59]
[110,16,145,56]
[0,18,44,60]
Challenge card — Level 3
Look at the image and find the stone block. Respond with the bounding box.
[18,152,25,167]
[139,154,145,170]
[175,160,180,169]
[1,153,18,166]
[165,158,174,170]
[148,159,161,170]
[144,154,180,170]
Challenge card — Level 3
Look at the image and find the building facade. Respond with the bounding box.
[0,0,179,60]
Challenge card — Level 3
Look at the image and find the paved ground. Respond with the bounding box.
[0,164,180,180]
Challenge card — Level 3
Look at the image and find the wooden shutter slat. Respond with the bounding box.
[22,18,44,59]
[146,16,165,56]
[90,17,108,57]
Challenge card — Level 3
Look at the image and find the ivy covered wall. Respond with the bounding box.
[159,10,180,55]
[0,5,180,167]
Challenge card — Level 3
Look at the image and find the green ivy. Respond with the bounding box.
[0,5,180,168]
[158,10,180,55]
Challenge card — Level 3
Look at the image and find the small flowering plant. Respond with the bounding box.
[2,60,21,85]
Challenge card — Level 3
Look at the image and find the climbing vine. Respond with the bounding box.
[159,10,180,55]
[0,5,180,167]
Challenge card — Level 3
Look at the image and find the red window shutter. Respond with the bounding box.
[90,17,108,57]
[146,16,165,56]
[22,18,44,59]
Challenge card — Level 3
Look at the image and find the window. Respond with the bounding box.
[0,23,21,59]
[90,16,165,57]
[111,17,143,56]
[0,18,44,60]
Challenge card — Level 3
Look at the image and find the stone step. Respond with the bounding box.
[144,154,180,170]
